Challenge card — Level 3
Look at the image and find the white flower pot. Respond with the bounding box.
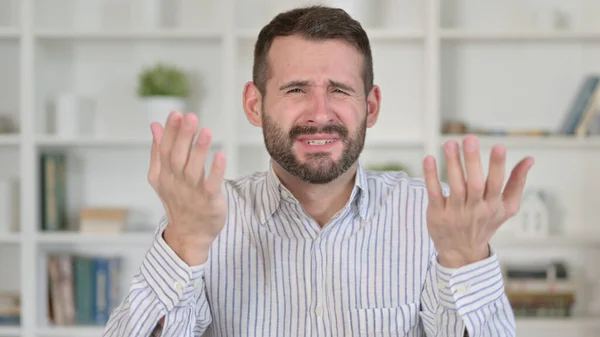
[143,96,186,126]
[50,93,96,137]
[140,0,162,29]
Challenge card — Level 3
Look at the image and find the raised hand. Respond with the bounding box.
[148,111,227,266]
[422,135,535,268]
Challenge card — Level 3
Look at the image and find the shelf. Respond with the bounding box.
[0,233,20,244]
[35,136,152,148]
[236,134,600,150]
[30,314,600,337]
[238,136,424,148]
[34,29,222,41]
[441,29,600,41]
[23,317,600,336]
[36,231,155,245]
[0,134,19,146]
[492,234,600,248]
[31,316,600,336]
[364,136,424,148]
[37,326,103,337]
[441,135,600,149]
[236,28,423,41]
[0,326,20,336]
[516,316,600,329]
[34,136,228,151]
[0,28,18,39]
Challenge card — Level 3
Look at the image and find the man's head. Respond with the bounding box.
[242,5,381,184]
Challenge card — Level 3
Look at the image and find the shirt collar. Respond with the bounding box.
[257,161,371,225]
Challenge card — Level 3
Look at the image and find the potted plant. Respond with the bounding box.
[138,62,190,126]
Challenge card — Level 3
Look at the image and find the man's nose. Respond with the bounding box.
[304,89,334,125]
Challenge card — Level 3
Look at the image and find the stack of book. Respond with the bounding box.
[0,292,19,325]
[503,261,575,317]
[47,253,121,326]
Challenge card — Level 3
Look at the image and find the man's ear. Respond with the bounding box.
[243,81,262,127]
[366,84,381,128]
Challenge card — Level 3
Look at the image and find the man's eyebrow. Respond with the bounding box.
[279,80,309,91]
[329,80,356,93]
[279,79,356,93]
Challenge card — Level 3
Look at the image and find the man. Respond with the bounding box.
[102,5,533,337]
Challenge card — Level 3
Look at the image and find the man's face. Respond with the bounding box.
[248,35,380,184]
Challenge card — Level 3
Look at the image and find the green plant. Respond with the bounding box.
[138,63,190,98]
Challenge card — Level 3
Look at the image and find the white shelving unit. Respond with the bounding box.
[0,0,599,336]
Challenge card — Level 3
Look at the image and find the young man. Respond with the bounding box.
[102,6,533,337]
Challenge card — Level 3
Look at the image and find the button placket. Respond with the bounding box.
[312,236,325,320]
[173,280,185,303]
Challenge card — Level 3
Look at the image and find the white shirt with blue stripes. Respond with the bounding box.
[102,162,516,336]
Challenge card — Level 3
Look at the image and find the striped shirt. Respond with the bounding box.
[102,162,516,336]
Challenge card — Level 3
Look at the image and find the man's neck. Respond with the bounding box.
[271,161,358,227]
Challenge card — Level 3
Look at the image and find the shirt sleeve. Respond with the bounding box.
[419,247,516,337]
[101,216,213,337]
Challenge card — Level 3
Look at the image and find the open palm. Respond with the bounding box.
[422,135,535,268]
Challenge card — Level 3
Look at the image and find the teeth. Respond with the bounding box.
[306,139,335,145]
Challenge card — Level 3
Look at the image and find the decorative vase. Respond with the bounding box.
[50,93,96,137]
[143,96,185,126]
[140,0,162,29]
[517,189,550,238]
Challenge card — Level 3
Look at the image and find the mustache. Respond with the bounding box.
[289,124,349,139]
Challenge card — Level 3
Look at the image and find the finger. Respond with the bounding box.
[204,152,227,196]
[422,155,445,210]
[159,111,183,173]
[484,144,506,201]
[502,157,535,214]
[443,140,466,208]
[184,127,212,186]
[171,112,198,175]
[147,122,164,187]
[462,135,485,206]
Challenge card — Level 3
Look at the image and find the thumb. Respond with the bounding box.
[148,123,164,187]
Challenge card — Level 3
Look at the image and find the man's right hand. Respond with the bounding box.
[147,111,227,266]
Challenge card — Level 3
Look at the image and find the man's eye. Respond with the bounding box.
[287,88,303,93]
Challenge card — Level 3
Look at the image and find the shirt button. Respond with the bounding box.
[456,285,469,295]
[315,305,323,316]
[174,281,184,294]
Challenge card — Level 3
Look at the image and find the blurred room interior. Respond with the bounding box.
[0,0,599,336]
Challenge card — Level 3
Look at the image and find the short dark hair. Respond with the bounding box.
[252,5,374,96]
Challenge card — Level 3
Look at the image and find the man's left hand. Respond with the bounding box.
[422,135,535,268]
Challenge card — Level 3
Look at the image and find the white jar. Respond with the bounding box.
[50,93,96,137]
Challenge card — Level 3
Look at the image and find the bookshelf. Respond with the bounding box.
[0,0,599,336]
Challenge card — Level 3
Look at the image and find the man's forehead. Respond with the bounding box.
[268,34,360,55]
[266,40,363,73]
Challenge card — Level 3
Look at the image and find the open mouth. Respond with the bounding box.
[295,134,341,151]
[304,139,337,145]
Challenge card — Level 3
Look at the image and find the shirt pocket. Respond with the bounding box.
[347,302,420,337]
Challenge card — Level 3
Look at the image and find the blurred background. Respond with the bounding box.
[0,0,600,336]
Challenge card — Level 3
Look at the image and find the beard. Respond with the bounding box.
[261,112,366,184]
